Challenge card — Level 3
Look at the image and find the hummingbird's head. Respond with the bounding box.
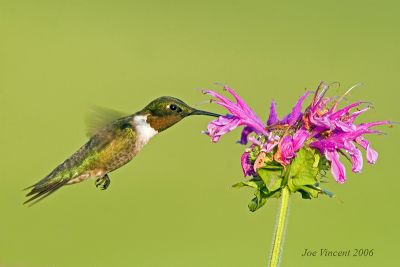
[140,96,220,132]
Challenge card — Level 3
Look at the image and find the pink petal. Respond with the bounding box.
[241,152,255,176]
[205,115,241,143]
[239,126,253,145]
[267,101,279,126]
[202,90,234,106]
[366,144,378,164]
[325,150,346,183]
[348,106,370,123]
[279,136,295,165]
[333,120,356,132]
[329,101,364,120]
[292,129,309,151]
[345,141,363,173]
[263,134,280,153]
[283,92,310,126]
[357,121,392,131]
[224,86,256,116]
[355,136,379,164]
[203,87,268,137]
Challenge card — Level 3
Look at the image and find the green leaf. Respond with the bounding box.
[266,190,281,199]
[322,188,335,198]
[264,160,284,170]
[235,148,335,212]
[289,148,319,188]
[313,152,320,168]
[248,197,261,212]
[300,185,321,198]
[257,167,283,192]
[232,180,264,189]
[248,189,267,212]
[299,190,312,199]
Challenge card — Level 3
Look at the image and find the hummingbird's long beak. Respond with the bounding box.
[190,109,221,117]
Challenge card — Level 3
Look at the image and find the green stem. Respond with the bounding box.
[269,186,290,267]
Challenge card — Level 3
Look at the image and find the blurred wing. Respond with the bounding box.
[85,106,129,137]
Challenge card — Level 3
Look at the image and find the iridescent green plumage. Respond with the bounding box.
[24,96,220,205]
[25,116,136,204]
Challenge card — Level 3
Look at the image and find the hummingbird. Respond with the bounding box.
[24,96,220,205]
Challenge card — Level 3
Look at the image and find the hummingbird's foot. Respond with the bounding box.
[95,174,111,190]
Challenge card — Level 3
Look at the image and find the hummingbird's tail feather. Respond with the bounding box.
[24,179,69,206]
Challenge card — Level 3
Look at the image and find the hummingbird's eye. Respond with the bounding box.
[169,104,177,111]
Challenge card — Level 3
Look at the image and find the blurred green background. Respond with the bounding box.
[0,0,399,266]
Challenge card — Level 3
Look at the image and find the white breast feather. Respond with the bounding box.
[133,115,158,149]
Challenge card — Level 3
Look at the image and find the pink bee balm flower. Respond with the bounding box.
[203,82,393,188]
[302,84,392,183]
[201,81,395,267]
[203,86,268,144]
